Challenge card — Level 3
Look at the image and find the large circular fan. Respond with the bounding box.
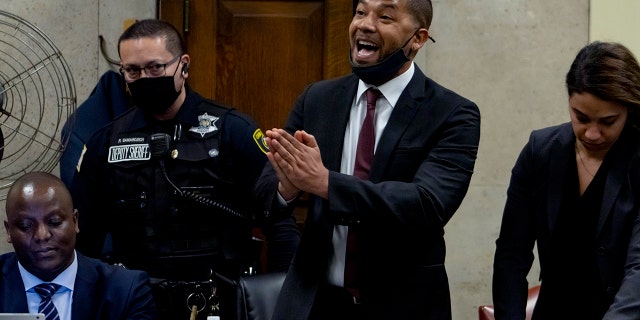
[0,10,76,200]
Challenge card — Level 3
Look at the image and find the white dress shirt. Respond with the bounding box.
[19,250,78,320]
[327,63,415,286]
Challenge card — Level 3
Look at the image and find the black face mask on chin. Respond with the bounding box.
[127,66,183,115]
[350,33,416,86]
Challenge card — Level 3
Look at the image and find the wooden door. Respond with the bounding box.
[159,0,354,234]
[158,0,354,131]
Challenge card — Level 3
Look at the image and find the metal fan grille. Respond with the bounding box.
[0,10,76,200]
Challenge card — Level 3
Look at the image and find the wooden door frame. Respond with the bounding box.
[157,0,354,99]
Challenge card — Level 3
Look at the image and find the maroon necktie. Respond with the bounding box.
[353,89,381,179]
[345,88,381,299]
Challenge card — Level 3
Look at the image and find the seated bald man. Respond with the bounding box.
[0,171,157,319]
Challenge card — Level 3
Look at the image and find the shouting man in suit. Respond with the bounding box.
[0,172,157,319]
[255,0,481,319]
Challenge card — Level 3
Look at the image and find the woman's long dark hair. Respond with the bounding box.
[566,41,640,129]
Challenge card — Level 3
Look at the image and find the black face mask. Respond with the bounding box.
[127,69,182,115]
[350,33,415,86]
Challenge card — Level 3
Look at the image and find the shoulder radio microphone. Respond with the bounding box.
[149,133,245,220]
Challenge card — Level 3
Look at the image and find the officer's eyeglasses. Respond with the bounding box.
[120,55,181,81]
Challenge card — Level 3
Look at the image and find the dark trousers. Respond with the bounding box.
[309,284,364,320]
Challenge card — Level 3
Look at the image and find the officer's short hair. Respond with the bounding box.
[118,19,185,58]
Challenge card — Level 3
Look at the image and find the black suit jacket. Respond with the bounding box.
[493,123,640,319]
[0,252,157,319]
[257,66,481,319]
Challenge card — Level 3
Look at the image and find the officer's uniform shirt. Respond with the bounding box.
[71,86,278,279]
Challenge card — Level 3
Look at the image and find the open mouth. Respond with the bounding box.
[356,40,379,57]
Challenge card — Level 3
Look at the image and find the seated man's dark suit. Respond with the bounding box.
[0,252,157,319]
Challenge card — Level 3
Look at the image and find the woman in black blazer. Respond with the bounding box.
[493,41,640,320]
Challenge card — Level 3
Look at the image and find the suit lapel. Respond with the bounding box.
[597,134,630,236]
[370,70,424,182]
[598,162,624,236]
[546,126,630,237]
[546,128,572,235]
[71,254,99,319]
[0,254,29,313]
[320,80,357,172]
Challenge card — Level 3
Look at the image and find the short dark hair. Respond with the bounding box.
[566,41,640,125]
[118,19,185,57]
[406,0,433,29]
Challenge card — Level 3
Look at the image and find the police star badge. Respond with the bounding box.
[189,112,219,137]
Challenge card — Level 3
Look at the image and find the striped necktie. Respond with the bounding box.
[34,283,61,320]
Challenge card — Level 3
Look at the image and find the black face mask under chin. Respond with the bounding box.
[350,35,414,86]
[127,75,182,115]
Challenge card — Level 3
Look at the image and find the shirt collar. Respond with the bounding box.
[19,250,78,292]
[356,62,415,108]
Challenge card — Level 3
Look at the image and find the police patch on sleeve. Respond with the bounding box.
[253,129,269,154]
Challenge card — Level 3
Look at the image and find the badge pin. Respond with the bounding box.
[189,112,219,137]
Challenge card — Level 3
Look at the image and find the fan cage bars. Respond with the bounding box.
[0,10,77,200]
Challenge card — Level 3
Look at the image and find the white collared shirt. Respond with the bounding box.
[328,63,416,286]
[19,250,78,320]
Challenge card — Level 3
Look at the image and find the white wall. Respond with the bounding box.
[590,0,640,56]
[417,1,588,319]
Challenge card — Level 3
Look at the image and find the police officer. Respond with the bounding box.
[71,19,300,320]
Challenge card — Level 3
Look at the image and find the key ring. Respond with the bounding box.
[186,291,207,313]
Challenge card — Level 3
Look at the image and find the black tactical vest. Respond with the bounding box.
[106,102,253,279]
